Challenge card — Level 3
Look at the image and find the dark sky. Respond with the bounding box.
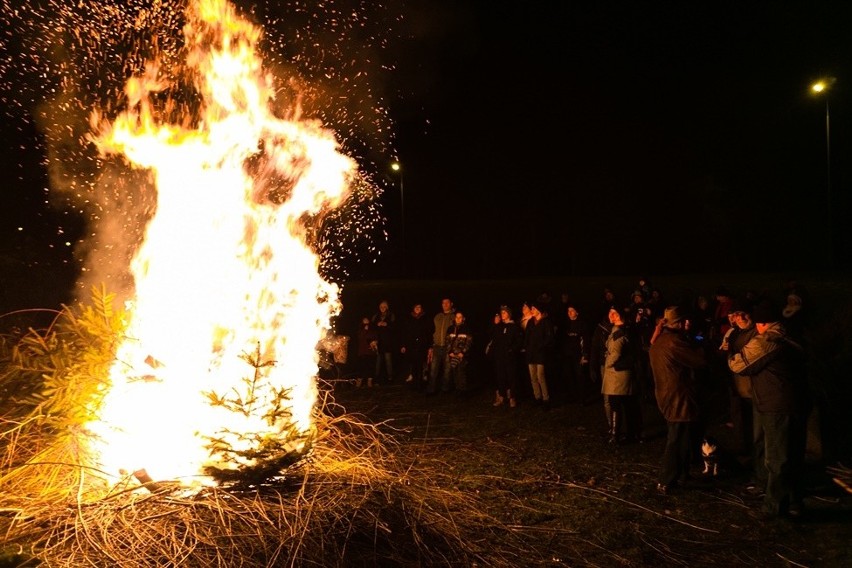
[2,0,852,311]
[379,1,852,279]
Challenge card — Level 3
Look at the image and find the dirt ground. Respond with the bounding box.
[329,373,852,568]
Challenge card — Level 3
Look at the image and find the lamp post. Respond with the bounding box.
[811,77,836,257]
[390,161,404,272]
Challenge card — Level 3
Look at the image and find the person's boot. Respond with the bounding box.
[508,389,517,408]
[493,391,505,406]
[608,411,619,443]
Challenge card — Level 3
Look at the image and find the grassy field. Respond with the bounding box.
[331,376,852,567]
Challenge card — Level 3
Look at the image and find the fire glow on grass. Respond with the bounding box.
[85,0,356,486]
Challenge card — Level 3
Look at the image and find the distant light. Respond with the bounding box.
[17,227,23,231]
[390,162,401,172]
[811,77,836,94]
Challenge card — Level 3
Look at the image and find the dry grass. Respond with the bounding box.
[0,389,535,567]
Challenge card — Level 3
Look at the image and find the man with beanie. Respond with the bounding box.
[728,299,809,519]
[649,306,708,494]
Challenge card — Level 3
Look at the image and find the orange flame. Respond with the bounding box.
[86,0,355,486]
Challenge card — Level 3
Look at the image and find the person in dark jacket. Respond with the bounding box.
[399,303,432,387]
[525,302,555,409]
[489,305,524,407]
[728,299,809,518]
[648,306,708,494]
[558,305,591,404]
[371,300,397,384]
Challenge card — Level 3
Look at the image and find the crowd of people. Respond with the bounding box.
[344,277,812,520]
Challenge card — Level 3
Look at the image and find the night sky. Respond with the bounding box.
[2,0,852,314]
[386,1,852,279]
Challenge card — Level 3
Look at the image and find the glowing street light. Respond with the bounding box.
[811,77,836,257]
[390,161,405,271]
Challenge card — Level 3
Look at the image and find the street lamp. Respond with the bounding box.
[390,161,404,271]
[811,77,836,257]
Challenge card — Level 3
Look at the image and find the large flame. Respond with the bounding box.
[85,0,355,486]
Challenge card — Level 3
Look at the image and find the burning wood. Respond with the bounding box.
[81,0,355,487]
[130,468,168,493]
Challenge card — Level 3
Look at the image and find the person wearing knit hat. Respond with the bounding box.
[728,298,809,518]
[648,305,709,495]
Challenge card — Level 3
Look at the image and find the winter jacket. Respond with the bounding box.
[601,324,636,396]
[401,313,432,353]
[432,311,456,347]
[648,327,708,422]
[560,317,590,360]
[489,320,524,363]
[370,310,397,353]
[728,323,758,398]
[727,322,808,415]
[446,323,473,357]
[524,316,555,365]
